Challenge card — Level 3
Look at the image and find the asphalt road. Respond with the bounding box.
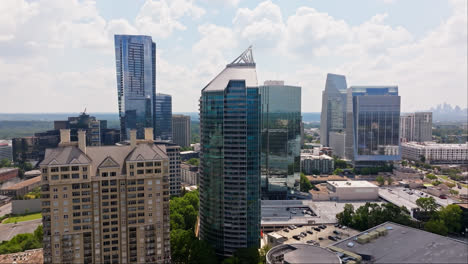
[0,219,41,242]
[0,202,12,217]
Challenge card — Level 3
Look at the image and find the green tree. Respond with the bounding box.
[170,229,193,263]
[420,155,426,163]
[334,158,348,169]
[336,203,354,226]
[188,239,218,264]
[0,158,12,168]
[376,175,385,186]
[259,244,272,264]
[232,247,260,264]
[426,173,437,180]
[424,219,448,236]
[187,158,200,166]
[439,204,463,234]
[386,177,394,186]
[401,160,408,167]
[333,168,344,175]
[416,197,438,214]
[300,173,313,192]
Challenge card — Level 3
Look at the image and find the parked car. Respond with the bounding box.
[307,230,314,234]
[440,195,447,199]
[283,229,289,232]
[301,232,307,236]
[293,235,300,240]
[318,237,324,240]
[328,236,337,241]
[314,228,321,232]
[333,230,340,235]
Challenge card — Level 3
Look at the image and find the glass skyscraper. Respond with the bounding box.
[199,47,261,256]
[155,93,172,141]
[114,35,156,140]
[259,81,301,199]
[320,73,347,147]
[345,86,401,167]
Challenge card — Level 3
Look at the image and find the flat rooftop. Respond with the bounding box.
[267,244,341,264]
[332,222,468,263]
[328,180,377,188]
[0,167,17,174]
[403,142,468,149]
[1,176,41,191]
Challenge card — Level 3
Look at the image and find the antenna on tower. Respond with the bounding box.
[228,46,255,66]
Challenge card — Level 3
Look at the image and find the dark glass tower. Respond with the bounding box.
[155,93,172,141]
[199,47,261,256]
[345,86,401,167]
[115,35,156,140]
[259,81,301,199]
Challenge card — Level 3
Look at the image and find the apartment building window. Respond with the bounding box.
[137,170,144,175]
[83,167,87,172]
[72,166,79,171]
[42,168,47,173]
[137,162,144,167]
[51,175,59,180]
[51,167,59,172]
[61,166,69,172]
[83,174,88,179]
[130,164,134,169]
[110,172,117,177]
[72,174,79,179]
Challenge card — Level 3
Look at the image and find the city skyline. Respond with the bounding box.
[0,0,466,113]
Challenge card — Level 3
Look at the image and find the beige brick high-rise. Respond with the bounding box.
[40,128,170,264]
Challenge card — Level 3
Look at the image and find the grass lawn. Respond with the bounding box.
[2,212,42,224]
[438,175,468,188]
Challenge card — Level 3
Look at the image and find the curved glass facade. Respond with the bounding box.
[199,58,260,256]
[259,84,301,199]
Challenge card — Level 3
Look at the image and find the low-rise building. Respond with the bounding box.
[393,165,424,180]
[0,176,41,197]
[181,163,198,186]
[301,154,334,174]
[266,244,341,264]
[180,151,198,161]
[330,221,468,264]
[402,142,468,164]
[310,181,379,201]
[0,167,19,182]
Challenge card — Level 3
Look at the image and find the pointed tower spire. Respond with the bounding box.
[228,45,255,67]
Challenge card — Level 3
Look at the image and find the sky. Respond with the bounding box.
[0,0,466,113]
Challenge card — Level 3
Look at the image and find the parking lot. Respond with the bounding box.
[273,224,359,247]
[379,187,455,211]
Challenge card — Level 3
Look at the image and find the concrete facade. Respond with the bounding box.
[180,163,198,186]
[301,154,334,174]
[172,115,191,148]
[11,199,41,214]
[401,142,468,164]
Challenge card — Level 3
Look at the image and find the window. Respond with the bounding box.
[42,168,47,173]
[51,175,59,180]
[137,162,144,168]
[83,174,88,179]
[137,170,144,175]
[145,162,153,167]
[61,166,69,172]
[102,172,108,177]
[110,172,116,177]
[82,167,87,172]
[51,167,59,172]
[72,166,79,171]
[129,164,134,169]
[72,174,79,179]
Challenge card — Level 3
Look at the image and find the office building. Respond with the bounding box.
[172,115,191,148]
[115,35,157,140]
[320,74,347,147]
[40,128,171,264]
[155,94,172,141]
[259,81,301,199]
[345,86,401,167]
[13,131,60,163]
[0,140,12,161]
[300,154,334,175]
[199,46,261,256]
[400,112,432,142]
[401,142,468,164]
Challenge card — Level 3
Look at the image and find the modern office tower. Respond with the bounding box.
[40,128,171,264]
[155,93,172,141]
[115,35,157,140]
[154,141,181,196]
[199,46,261,256]
[259,81,301,199]
[0,140,13,161]
[320,73,347,147]
[345,86,401,167]
[400,112,432,142]
[172,115,191,148]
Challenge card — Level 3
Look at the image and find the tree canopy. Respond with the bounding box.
[0,225,42,254]
[300,173,313,192]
